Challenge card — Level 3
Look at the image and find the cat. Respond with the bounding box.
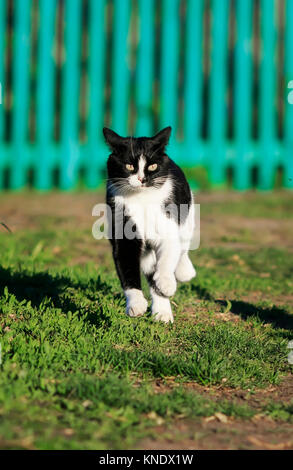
[103,126,196,323]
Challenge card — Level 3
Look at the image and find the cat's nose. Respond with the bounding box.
[138,176,144,183]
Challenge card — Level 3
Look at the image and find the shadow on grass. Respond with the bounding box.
[215,299,293,333]
[190,284,214,301]
[0,266,115,328]
[190,283,293,333]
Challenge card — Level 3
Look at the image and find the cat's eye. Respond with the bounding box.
[148,163,158,171]
[125,164,134,171]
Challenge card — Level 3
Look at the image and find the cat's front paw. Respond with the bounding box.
[153,272,177,297]
[127,297,148,317]
[153,310,174,323]
[125,289,148,317]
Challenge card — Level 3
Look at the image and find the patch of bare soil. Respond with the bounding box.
[151,375,293,407]
[142,374,293,449]
[0,193,103,232]
[199,214,293,250]
[195,189,292,206]
[132,373,293,449]
[137,417,293,450]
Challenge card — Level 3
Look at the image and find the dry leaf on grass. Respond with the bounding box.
[82,400,93,408]
[0,437,35,450]
[247,436,293,450]
[252,413,266,422]
[204,412,229,424]
[62,428,75,436]
[214,412,229,424]
[146,411,164,426]
[203,416,216,423]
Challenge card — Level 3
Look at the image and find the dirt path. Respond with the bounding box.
[138,417,293,450]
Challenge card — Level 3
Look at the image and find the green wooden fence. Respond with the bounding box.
[0,0,292,191]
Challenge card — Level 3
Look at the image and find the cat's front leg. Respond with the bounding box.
[153,239,181,297]
[124,288,148,318]
[150,288,174,323]
[141,248,173,323]
[112,238,148,317]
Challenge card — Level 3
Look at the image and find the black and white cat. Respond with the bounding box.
[104,126,196,323]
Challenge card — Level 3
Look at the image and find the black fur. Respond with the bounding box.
[104,126,191,292]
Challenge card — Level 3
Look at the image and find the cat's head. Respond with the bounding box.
[103,127,171,192]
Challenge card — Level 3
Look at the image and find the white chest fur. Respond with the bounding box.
[113,178,177,243]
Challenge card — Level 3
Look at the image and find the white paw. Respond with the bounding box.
[153,272,177,297]
[151,290,173,323]
[153,310,174,323]
[125,289,148,317]
[175,259,196,282]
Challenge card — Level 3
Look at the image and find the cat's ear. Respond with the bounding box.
[150,126,172,151]
[103,128,126,151]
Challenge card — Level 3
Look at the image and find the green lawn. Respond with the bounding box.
[0,190,292,450]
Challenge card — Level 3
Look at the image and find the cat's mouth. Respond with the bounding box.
[132,182,146,188]
[109,176,167,195]
[129,183,147,191]
[128,178,148,189]
[108,179,148,195]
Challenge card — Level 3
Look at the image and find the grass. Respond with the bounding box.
[0,190,292,449]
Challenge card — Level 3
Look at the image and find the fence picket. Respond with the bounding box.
[285,0,293,189]
[86,0,107,189]
[135,0,155,137]
[11,0,32,190]
[60,0,82,190]
[234,0,253,190]
[259,0,277,190]
[208,0,230,186]
[160,0,180,142]
[184,0,203,164]
[35,0,57,190]
[0,0,6,189]
[111,0,131,136]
